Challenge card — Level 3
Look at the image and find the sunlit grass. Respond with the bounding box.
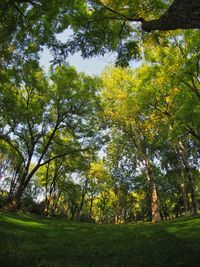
[1,215,46,228]
[0,210,200,267]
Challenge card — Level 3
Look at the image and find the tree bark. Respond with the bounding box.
[142,0,200,32]
[145,158,162,223]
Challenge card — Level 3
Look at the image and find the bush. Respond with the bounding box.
[21,196,44,215]
[0,195,8,208]
[80,213,95,223]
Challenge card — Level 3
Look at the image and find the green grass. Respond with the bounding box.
[0,211,200,267]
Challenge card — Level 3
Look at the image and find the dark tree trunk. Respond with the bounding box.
[51,190,62,215]
[89,195,94,217]
[7,184,25,210]
[142,0,200,32]
[76,188,87,221]
[8,161,23,200]
[71,203,77,220]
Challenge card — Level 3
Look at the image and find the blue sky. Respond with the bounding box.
[40,49,116,76]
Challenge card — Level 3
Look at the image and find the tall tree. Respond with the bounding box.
[0,63,100,209]
[101,67,162,222]
[137,31,200,214]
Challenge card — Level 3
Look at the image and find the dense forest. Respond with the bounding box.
[0,0,199,224]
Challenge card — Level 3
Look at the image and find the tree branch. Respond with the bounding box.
[95,0,144,22]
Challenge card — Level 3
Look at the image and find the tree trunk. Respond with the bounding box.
[76,192,86,221]
[179,173,190,216]
[71,203,77,220]
[145,158,161,223]
[44,196,51,216]
[89,195,94,217]
[114,206,120,224]
[185,167,198,215]
[6,164,37,210]
[142,0,200,32]
[7,184,25,210]
[8,161,23,200]
[51,190,62,215]
[177,142,198,215]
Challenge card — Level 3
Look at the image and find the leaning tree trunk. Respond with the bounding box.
[145,158,162,223]
[7,184,25,210]
[51,190,62,216]
[142,0,200,32]
[7,170,29,210]
[8,161,23,201]
[7,161,41,210]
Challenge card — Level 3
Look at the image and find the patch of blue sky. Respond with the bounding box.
[39,29,140,76]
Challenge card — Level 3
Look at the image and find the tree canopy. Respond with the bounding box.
[0,0,199,223]
[1,0,200,68]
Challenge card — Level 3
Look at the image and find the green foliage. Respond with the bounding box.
[0,64,101,209]
[0,0,173,68]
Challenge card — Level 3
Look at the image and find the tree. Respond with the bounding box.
[101,67,162,222]
[0,63,100,210]
[100,29,200,218]
[105,140,140,223]
[36,158,68,216]
[136,31,200,214]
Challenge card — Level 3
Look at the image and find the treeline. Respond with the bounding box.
[0,29,199,223]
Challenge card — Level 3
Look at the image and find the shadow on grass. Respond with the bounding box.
[0,211,200,267]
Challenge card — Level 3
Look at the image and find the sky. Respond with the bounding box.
[40,48,116,76]
[39,29,140,76]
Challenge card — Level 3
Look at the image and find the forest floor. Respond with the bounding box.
[0,211,200,267]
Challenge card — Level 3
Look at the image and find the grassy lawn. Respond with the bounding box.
[0,211,200,267]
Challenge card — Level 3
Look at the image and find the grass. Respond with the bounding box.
[0,211,200,267]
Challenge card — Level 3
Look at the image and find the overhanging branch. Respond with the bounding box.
[142,0,200,32]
